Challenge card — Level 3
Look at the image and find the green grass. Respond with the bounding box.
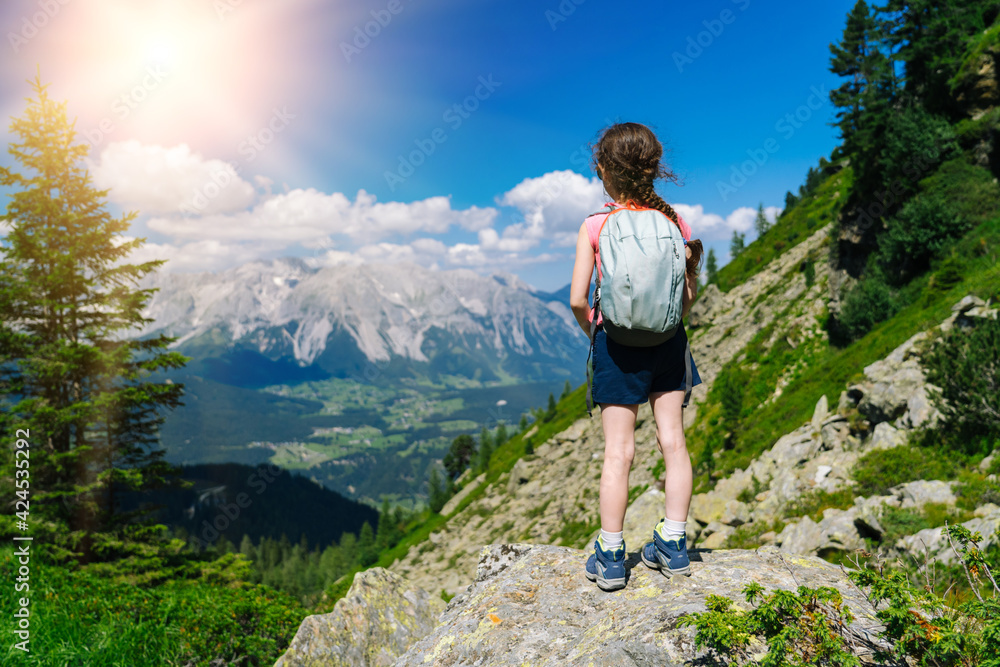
[852,444,964,498]
[0,550,303,666]
[785,488,858,522]
[714,166,852,292]
[723,519,787,549]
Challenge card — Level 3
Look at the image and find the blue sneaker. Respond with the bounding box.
[641,519,691,577]
[585,536,627,591]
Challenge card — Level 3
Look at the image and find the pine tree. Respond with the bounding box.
[428,466,447,513]
[729,231,746,258]
[560,380,571,400]
[546,392,557,421]
[0,76,187,552]
[494,420,508,447]
[442,433,475,480]
[753,203,771,238]
[705,248,719,285]
[477,425,493,472]
[829,1,882,154]
[357,522,377,567]
[518,414,529,433]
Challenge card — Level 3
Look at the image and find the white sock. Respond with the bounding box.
[659,518,687,540]
[599,529,623,551]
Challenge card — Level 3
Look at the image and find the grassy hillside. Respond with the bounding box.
[715,164,853,292]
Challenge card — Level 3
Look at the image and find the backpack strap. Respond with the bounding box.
[682,340,694,409]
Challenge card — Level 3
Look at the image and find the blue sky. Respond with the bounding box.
[0,0,856,291]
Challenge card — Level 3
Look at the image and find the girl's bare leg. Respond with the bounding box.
[598,403,639,533]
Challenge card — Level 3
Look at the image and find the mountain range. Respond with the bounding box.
[140,258,588,388]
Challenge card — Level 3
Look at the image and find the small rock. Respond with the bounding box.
[699,525,735,549]
[866,422,907,451]
[952,295,986,313]
[975,503,1000,517]
[721,499,751,527]
[814,465,833,484]
[979,451,999,474]
[812,394,829,430]
[442,473,486,516]
[895,480,957,509]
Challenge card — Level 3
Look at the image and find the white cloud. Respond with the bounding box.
[121,238,271,273]
[91,141,257,216]
[147,188,498,245]
[497,170,607,249]
[673,204,782,241]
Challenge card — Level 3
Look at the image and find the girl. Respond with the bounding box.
[569,122,704,591]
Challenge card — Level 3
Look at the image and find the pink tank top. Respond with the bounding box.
[585,202,693,326]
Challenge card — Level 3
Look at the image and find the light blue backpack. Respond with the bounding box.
[585,202,693,413]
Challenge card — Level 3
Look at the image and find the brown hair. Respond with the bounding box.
[592,122,703,276]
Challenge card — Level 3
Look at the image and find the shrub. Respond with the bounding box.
[924,317,1000,454]
[683,525,1000,666]
[833,274,899,342]
[852,445,961,497]
[878,193,972,284]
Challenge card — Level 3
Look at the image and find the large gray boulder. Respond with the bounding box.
[395,543,884,666]
[275,568,444,667]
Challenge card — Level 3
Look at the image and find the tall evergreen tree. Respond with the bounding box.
[0,77,187,552]
[879,0,998,117]
[829,1,893,158]
[729,231,746,258]
[428,466,447,513]
[477,425,493,472]
[705,248,719,285]
[753,203,771,238]
[494,420,508,447]
[442,433,475,480]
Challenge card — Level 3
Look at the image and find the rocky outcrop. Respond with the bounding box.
[274,568,443,667]
[691,295,998,559]
[395,543,885,666]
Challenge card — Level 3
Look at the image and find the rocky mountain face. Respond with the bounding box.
[140,259,587,384]
[690,295,999,563]
[280,544,886,666]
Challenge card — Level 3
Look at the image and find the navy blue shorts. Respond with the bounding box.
[591,322,702,405]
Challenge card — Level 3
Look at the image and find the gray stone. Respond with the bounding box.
[506,460,530,496]
[721,499,751,527]
[442,473,486,516]
[777,516,825,554]
[699,525,736,549]
[901,385,940,430]
[979,450,999,474]
[275,568,443,667]
[395,544,886,666]
[895,480,956,509]
[952,295,986,313]
[894,509,1000,566]
[866,422,906,451]
[812,394,829,430]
